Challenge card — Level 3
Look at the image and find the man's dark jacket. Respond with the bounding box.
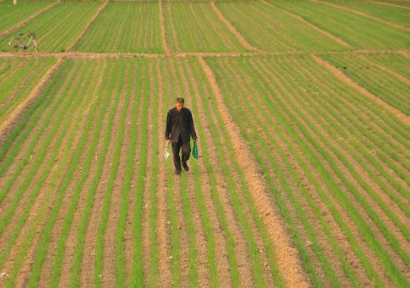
[165,107,197,143]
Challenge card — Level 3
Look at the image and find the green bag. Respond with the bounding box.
[192,141,199,160]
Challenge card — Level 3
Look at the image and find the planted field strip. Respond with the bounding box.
[163,2,249,52]
[0,2,102,52]
[73,2,163,53]
[320,0,410,27]
[0,56,306,287]
[273,0,410,49]
[215,1,349,52]
[0,57,56,130]
[0,1,51,35]
[206,55,410,287]
[320,53,410,115]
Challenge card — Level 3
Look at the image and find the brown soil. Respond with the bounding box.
[210,2,258,51]
[263,0,353,49]
[312,0,410,33]
[198,56,310,288]
[66,1,109,52]
[78,61,122,287]
[159,1,171,56]
[0,2,60,40]
[156,59,173,288]
[313,55,410,127]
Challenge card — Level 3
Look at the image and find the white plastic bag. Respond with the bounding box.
[164,146,170,161]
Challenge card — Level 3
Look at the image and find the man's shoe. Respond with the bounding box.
[175,169,181,175]
[182,162,189,172]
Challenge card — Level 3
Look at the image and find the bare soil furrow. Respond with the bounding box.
[156,59,172,288]
[182,59,233,287]
[0,2,60,40]
[222,57,357,287]
[258,56,404,286]
[198,56,309,288]
[159,1,171,56]
[101,61,132,288]
[263,1,353,49]
[67,1,108,52]
[57,58,107,288]
[210,2,257,51]
[313,55,410,127]
[312,0,410,32]
[0,58,62,148]
[79,62,121,287]
[141,60,155,285]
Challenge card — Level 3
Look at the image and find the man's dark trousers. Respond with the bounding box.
[172,135,191,171]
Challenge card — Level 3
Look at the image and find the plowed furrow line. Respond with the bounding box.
[33,59,106,288]
[257,57,410,286]
[0,61,91,288]
[79,61,122,287]
[128,60,148,287]
[199,57,309,288]
[221,57,390,287]
[196,60,279,287]
[175,58,211,286]
[0,2,60,40]
[312,0,410,33]
[222,57,356,287]
[262,1,353,49]
[167,57,192,287]
[68,1,108,51]
[1,60,101,288]
[101,60,133,288]
[0,58,62,150]
[0,61,81,250]
[313,55,410,127]
[159,1,171,55]
[283,57,410,228]
[210,2,257,51]
[164,3,180,52]
[0,60,75,212]
[57,58,108,288]
[270,58,410,281]
[156,59,172,288]
[181,59,236,287]
[188,60,254,288]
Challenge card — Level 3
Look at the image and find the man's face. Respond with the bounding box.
[176,102,184,111]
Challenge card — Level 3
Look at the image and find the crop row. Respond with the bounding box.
[0,57,292,287]
[0,1,51,33]
[320,0,410,27]
[321,53,410,115]
[73,2,163,53]
[0,57,56,127]
[1,1,410,53]
[0,2,102,52]
[162,2,247,52]
[272,0,410,50]
[206,55,410,287]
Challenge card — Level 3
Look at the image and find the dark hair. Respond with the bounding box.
[176,97,185,104]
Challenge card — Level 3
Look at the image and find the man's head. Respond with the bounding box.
[176,97,184,111]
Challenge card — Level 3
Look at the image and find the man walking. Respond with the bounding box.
[165,97,197,175]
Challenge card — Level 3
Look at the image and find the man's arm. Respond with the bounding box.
[189,111,197,141]
[165,111,171,140]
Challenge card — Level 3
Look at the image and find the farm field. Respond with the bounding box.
[162,2,250,52]
[0,2,103,52]
[0,1,51,34]
[272,0,410,50]
[0,0,410,287]
[73,2,163,53]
